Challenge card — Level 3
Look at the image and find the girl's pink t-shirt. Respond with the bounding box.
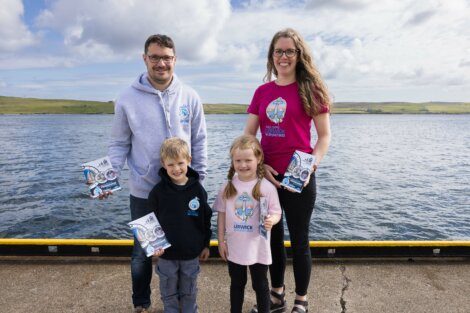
[247,81,329,175]
[213,176,281,266]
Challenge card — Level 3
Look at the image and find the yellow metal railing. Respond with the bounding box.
[1,238,469,247]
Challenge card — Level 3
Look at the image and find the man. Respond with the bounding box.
[108,34,207,313]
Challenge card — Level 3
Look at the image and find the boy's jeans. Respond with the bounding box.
[130,195,153,309]
[156,257,200,313]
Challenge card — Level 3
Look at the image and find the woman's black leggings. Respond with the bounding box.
[270,173,316,296]
[228,261,270,313]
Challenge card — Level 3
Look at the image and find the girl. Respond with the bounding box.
[245,28,332,313]
[213,135,282,313]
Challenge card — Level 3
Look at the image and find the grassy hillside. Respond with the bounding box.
[333,101,470,114]
[1,96,469,114]
[0,96,247,114]
[0,96,115,114]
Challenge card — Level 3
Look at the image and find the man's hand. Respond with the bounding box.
[98,190,113,200]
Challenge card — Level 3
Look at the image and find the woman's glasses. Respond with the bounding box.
[273,49,299,58]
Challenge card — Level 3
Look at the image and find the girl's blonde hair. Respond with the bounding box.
[223,135,265,201]
[265,28,332,117]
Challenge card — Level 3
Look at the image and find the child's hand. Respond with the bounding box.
[153,248,164,257]
[199,247,210,261]
[264,215,275,231]
[218,241,228,261]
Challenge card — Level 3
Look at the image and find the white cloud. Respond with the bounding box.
[1,0,469,102]
[36,0,231,62]
[0,55,77,70]
[0,0,37,51]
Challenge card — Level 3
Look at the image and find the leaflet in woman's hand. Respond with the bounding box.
[128,212,171,257]
[81,156,121,198]
[280,150,315,193]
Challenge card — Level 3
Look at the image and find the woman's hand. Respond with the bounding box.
[301,163,318,188]
[218,241,228,261]
[264,164,281,188]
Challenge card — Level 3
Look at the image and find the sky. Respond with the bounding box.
[0,0,469,104]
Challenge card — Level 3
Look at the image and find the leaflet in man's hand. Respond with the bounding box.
[81,156,121,198]
[280,150,315,193]
[128,212,171,257]
[259,197,268,239]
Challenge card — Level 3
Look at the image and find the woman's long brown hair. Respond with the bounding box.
[265,28,332,116]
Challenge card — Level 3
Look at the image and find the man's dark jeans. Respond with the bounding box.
[130,195,153,308]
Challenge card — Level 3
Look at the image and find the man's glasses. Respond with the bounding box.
[273,49,299,58]
[146,55,175,63]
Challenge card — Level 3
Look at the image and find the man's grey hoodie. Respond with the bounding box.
[108,72,207,199]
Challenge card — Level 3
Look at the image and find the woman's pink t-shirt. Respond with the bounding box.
[247,81,329,175]
[213,176,281,266]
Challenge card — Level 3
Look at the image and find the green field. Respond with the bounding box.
[0,96,247,114]
[1,96,469,114]
[0,96,115,114]
[332,101,470,114]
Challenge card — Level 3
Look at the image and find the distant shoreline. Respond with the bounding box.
[1,96,469,114]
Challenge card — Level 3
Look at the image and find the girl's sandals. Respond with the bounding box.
[250,286,287,313]
[291,299,308,313]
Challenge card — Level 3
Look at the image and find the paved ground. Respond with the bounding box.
[0,256,468,313]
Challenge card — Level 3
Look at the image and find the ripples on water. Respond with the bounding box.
[0,114,469,240]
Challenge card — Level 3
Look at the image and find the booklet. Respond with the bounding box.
[81,156,121,198]
[128,212,171,257]
[259,196,268,239]
[280,150,316,193]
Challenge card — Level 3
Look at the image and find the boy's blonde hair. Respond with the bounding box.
[223,135,265,201]
[160,137,191,163]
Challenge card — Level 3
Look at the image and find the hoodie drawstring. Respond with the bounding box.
[157,90,173,137]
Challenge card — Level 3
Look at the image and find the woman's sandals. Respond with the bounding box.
[250,287,287,313]
[291,299,308,313]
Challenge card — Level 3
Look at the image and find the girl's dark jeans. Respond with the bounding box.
[228,261,270,313]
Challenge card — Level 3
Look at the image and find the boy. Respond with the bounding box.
[148,137,212,313]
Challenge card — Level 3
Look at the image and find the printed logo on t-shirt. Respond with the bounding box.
[265,97,287,137]
[179,104,190,125]
[232,192,254,232]
[234,192,254,222]
[187,197,200,216]
[266,97,287,124]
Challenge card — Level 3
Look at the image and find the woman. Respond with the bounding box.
[244,28,331,313]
